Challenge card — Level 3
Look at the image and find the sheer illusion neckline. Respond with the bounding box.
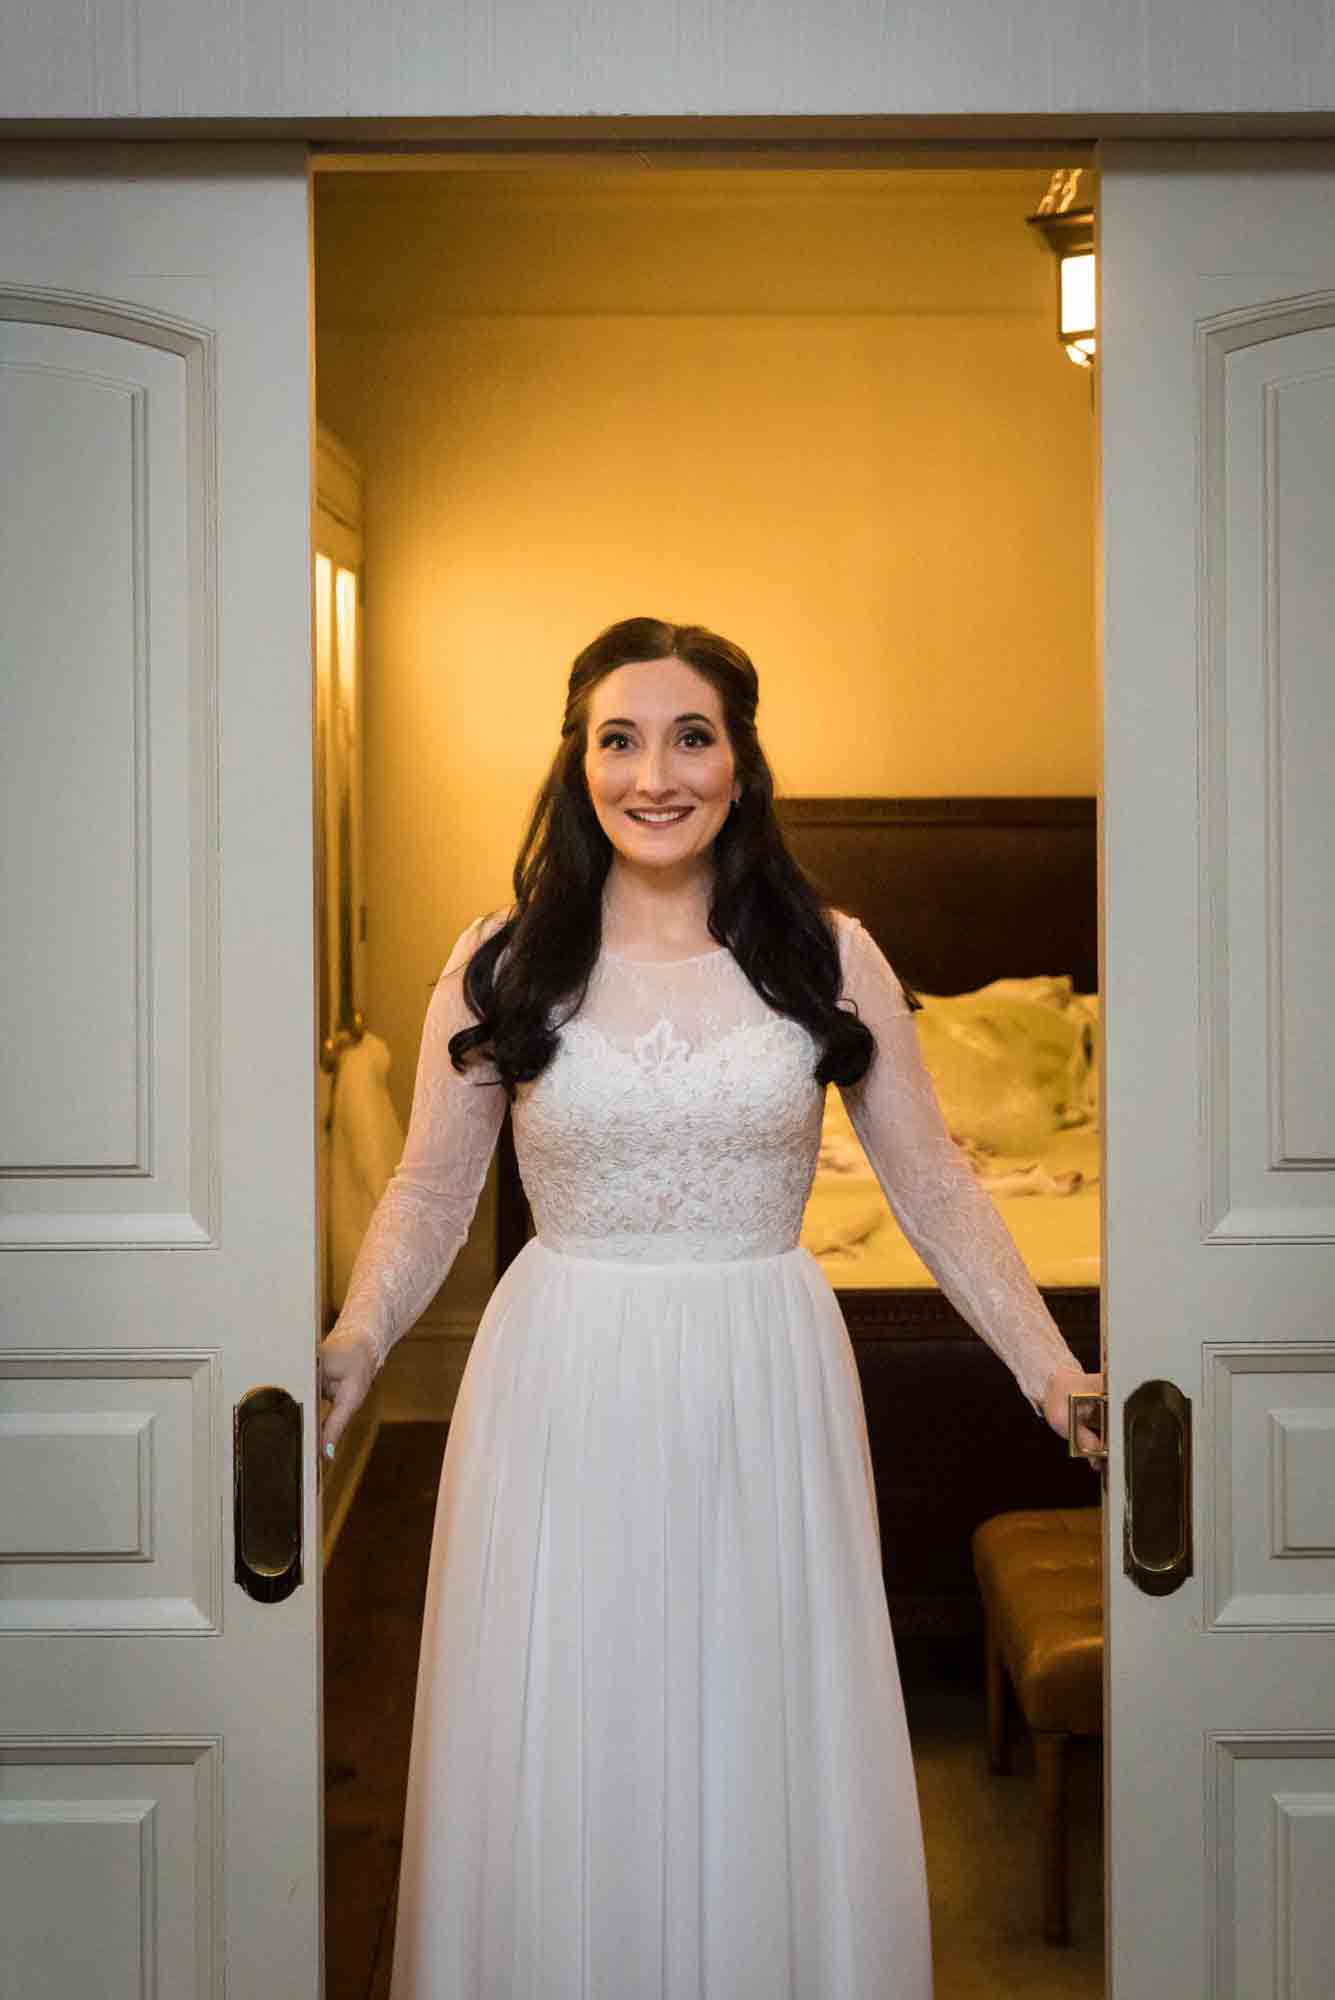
[601,945,731,968]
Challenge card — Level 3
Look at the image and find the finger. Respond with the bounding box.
[320,1392,347,1459]
[317,1356,353,1413]
[322,1374,363,1458]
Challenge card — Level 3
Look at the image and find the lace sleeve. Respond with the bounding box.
[834,912,1086,1417]
[326,911,510,1374]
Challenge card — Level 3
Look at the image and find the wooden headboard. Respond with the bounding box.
[775,796,1098,996]
[495,794,1099,1275]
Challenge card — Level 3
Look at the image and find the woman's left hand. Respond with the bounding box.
[1041,1364,1105,1460]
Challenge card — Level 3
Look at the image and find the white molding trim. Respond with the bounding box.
[1205,1730,1335,2000]
[1197,290,1335,1244]
[0,285,220,1250]
[1204,1341,1335,1630]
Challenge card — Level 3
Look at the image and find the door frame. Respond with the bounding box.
[308,121,1113,1983]
[7,112,1331,2000]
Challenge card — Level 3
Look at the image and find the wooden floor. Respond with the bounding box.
[323,1421,1103,1998]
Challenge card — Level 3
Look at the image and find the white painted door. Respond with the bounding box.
[1101,141,1335,1997]
[0,148,320,1997]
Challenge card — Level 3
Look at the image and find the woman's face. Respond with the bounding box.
[583,656,739,877]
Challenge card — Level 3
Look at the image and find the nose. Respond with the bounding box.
[635,742,674,797]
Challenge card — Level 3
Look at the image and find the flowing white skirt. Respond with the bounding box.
[387,1238,934,2000]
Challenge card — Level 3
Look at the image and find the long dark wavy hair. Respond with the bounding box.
[448,615,919,1097]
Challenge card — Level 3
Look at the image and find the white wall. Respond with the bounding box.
[315,163,1096,1318]
[4,0,1335,121]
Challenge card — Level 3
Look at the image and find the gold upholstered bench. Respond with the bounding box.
[970,1506,1104,1945]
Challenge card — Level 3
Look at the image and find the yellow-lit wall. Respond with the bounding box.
[315,166,1096,1313]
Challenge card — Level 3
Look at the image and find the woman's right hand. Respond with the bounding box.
[318,1326,379,1462]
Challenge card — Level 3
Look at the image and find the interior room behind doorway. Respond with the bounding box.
[312,159,1097,1387]
[313,157,1105,1995]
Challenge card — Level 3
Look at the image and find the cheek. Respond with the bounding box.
[697,749,735,800]
[584,758,613,806]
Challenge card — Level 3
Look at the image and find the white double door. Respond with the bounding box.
[0,149,321,1998]
[1100,142,1335,1998]
[2,138,1334,1998]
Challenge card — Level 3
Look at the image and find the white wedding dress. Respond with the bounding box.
[329,907,1084,2000]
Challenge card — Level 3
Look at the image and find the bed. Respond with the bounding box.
[495,797,1102,1636]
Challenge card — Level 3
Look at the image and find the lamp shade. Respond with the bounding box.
[1027,205,1097,368]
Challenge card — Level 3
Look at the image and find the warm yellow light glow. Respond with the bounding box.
[315,553,333,693]
[1058,253,1097,368]
[1060,252,1096,340]
[335,566,358,705]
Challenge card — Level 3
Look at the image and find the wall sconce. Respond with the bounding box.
[1027,169,1096,369]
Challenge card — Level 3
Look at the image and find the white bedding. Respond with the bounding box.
[801,975,1101,1291]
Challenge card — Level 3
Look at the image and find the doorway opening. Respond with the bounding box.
[312,149,1103,1999]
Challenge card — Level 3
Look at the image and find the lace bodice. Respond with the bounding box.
[517,949,824,1263]
[329,909,1085,1414]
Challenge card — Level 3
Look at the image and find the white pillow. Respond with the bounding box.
[912,980,1099,1154]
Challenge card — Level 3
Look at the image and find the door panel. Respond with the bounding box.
[1,311,211,1243]
[1203,311,1335,1240]
[0,147,319,1997]
[1100,141,1335,1998]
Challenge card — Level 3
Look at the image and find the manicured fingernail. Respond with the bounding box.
[323,1440,335,1460]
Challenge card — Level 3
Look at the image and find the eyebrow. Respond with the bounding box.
[596,712,716,730]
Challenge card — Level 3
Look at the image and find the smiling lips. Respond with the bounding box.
[625,807,694,825]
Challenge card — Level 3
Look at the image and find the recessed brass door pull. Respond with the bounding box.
[234,1385,304,1603]
[1122,1379,1192,1596]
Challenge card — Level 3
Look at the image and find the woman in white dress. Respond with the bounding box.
[318,616,1104,2000]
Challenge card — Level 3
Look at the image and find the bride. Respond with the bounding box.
[318,614,1103,1999]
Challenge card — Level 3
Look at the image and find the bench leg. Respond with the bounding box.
[1034,1730,1071,1945]
[983,1613,1011,1774]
